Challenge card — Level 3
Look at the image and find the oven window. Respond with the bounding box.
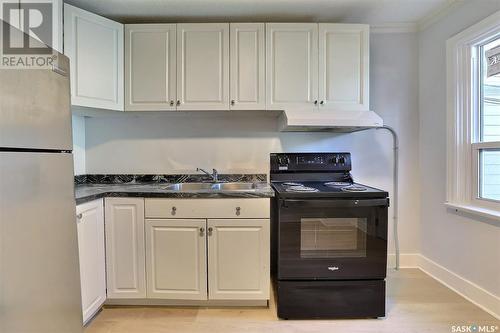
[300,218,367,258]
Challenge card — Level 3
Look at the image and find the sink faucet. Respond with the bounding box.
[196,168,219,182]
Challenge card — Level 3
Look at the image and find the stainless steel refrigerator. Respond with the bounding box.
[0,29,83,332]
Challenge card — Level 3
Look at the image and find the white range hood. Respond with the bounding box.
[279,109,384,132]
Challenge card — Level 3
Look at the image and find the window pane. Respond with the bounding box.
[480,149,500,201]
[480,38,500,142]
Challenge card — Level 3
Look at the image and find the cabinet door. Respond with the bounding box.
[208,219,270,300]
[230,23,265,110]
[145,219,207,300]
[318,24,369,111]
[125,24,176,111]
[105,198,146,299]
[76,199,106,324]
[266,23,318,111]
[64,4,124,111]
[176,23,229,110]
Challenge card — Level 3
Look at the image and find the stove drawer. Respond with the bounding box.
[277,280,386,319]
[145,198,270,219]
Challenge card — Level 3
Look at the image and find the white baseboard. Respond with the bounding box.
[387,253,420,268]
[415,254,499,319]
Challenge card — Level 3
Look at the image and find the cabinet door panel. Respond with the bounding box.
[76,199,105,324]
[105,198,146,299]
[266,23,318,111]
[208,219,270,300]
[64,4,124,110]
[319,24,369,111]
[230,23,265,110]
[125,24,176,111]
[177,23,229,110]
[146,219,207,300]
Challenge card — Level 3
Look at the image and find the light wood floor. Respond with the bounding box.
[85,269,498,333]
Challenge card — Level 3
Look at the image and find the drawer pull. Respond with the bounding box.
[171,206,177,216]
[199,227,205,236]
[236,207,241,216]
[208,227,213,236]
[76,213,83,220]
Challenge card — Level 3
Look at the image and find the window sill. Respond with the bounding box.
[445,202,500,222]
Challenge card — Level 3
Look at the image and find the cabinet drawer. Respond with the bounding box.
[145,198,270,219]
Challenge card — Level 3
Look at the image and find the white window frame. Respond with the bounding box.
[446,10,500,221]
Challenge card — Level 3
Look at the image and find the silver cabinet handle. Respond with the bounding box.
[171,206,177,216]
[199,227,205,236]
[76,213,83,220]
[176,100,181,106]
[235,207,241,216]
[208,227,213,236]
[170,100,174,106]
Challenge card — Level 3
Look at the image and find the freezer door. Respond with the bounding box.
[0,52,73,150]
[0,152,83,333]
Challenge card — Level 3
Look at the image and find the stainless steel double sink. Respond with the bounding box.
[163,182,260,192]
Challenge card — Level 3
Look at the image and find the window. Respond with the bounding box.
[478,39,500,202]
[447,11,500,219]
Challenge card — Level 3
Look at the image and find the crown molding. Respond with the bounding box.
[370,23,418,34]
[417,0,462,31]
[370,0,462,34]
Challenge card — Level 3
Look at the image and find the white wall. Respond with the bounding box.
[83,33,421,256]
[72,115,86,175]
[419,0,500,299]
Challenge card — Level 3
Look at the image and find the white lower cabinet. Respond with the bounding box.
[76,199,106,324]
[103,197,270,304]
[105,198,146,299]
[208,219,270,300]
[143,198,270,302]
[145,219,207,299]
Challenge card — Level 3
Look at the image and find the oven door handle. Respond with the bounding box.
[282,198,389,208]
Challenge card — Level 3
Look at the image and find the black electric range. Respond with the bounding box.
[270,153,389,319]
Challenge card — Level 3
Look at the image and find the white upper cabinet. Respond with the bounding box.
[105,198,146,299]
[266,23,318,111]
[76,199,106,324]
[64,4,124,111]
[230,23,265,110]
[125,24,177,111]
[176,23,229,110]
[318,24,369,111]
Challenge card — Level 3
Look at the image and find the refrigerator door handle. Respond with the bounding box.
[52,64,68,77]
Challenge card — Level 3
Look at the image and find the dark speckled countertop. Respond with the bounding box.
[75,174,274,205]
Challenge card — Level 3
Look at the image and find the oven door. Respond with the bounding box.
[277,198,388,280]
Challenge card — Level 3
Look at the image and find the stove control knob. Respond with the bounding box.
[278,155,289,165]
[338,156,346,165]
[331,156,339,164]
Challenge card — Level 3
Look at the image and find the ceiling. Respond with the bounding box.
[64,0,456,28]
